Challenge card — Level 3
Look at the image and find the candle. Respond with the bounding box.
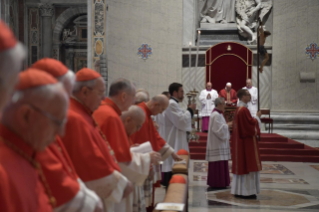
[189,42,192,89]
[195,30,201,90]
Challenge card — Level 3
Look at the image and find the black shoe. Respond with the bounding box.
[207,187,227,191]
[242,194,257,199]
[234,194,242,198]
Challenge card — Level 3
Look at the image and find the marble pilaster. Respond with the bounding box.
[39,3,54,58]
[88,0,108,86]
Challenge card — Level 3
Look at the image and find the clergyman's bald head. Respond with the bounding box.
[121,105,145,136]
[146,94,169,116]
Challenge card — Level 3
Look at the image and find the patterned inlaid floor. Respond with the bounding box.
[194,162,295,175]
[310,165,319,172]
[193,175,308,184]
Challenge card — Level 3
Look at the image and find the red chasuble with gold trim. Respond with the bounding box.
[231,106,261,175]
[130,102,166,151]
[60,98,120,182]
[0,124,53,212]
[93,98,132,162]
[219,89,238,104]
[37,137,80,207]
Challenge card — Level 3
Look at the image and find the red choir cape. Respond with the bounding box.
[93,98,132,163]
[231,106,261,175]
[219,89,238,104]
[130,102,166,151]
[0,124,52,212]
[60,98,120,182]
[37,137,80,207]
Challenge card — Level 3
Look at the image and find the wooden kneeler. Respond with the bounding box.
[153,174,188,212]
[172,149,189,175]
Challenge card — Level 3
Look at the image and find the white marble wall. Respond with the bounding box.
[107,0,183,97]
[183,0,198,47]
[182,67,206,109]
[272,0,319,112]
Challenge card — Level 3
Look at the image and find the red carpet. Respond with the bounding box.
[189,133,319,163]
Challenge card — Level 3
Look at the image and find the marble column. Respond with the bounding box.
[39,3,54,58]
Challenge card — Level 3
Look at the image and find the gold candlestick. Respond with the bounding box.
[187,88,199,143]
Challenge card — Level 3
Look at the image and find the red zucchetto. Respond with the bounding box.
[76,68,101,82]
[32,58,69,78]
[15,68,58,90]
[0,20,17,51]
[177,149,189,155]
[169,175,186,184]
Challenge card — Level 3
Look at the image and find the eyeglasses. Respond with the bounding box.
[86,87,106,97]
[29,104,67,129]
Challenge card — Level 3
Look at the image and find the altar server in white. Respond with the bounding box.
[162,83,196,187]
[206,97,232,189]
[242,79,258,117]
[199,82,218,132]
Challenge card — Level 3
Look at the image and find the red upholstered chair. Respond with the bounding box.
[260,109,273,133]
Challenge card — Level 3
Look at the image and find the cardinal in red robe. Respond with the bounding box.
[231,89,262,199]
[93,78,160,212]
[130,95,181,210]
[219,82,238,106]
[60,68,129,211]
[0,69,68,212]
[32,59,102,211]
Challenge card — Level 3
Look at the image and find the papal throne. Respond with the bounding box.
[205,42,253,122]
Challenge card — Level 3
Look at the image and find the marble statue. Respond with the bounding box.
[200,0,236,24]
[63,26,77,42]
[70,26,77,37]
[235,0,272,44]
[63,29,70,41]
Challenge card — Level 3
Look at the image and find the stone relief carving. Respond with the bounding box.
[63,26,77,42]
[39,3,54,17]
[200,0,236,24]
[235,0,272,44]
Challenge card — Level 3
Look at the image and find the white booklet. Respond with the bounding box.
[174,160,186,165]
[155,203,185,211]
[130,141,153,154]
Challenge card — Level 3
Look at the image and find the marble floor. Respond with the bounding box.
[154,160,319,212]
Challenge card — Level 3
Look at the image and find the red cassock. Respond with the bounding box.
[0,124,53,212]
[219,89,238,104]
[231,106,262,175]
[37,137,80,207]
[93,98,132,163]
[130,102,166,151]
[60,98,120,182]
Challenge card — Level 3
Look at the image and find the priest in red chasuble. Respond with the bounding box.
[32,59,103,211]
[219,82,238,106]
[0,69,69,212]
[60,68,130,212]
[231,89,262,199]
[130,95,182,209]
[93,78,160,212]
